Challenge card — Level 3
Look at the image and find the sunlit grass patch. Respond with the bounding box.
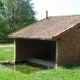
[0,43,14,61]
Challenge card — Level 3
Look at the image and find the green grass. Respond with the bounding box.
[0,43,14,61]
[27,65,80,80]
[1,64,80,80]
[0,43,80,80]
[0,64,29,80]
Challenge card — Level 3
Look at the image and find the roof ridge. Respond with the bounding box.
[49,14,80,18]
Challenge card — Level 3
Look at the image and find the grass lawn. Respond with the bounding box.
[0,43,14,61]
[0,43,80,80]
[0,64,80,80]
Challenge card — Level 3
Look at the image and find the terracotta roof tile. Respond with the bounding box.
[8,15,80,40]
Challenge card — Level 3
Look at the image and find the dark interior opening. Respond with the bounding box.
[26,39,56,62]
[16,39,56,67]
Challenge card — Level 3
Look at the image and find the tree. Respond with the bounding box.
[0,19,9,37]
[0,0,36,37]
[0,1,7,37]
[0,1,3,8]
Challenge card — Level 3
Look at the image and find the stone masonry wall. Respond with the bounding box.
[58,28,80,66]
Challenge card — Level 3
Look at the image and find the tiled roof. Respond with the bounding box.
[8,15,80,41]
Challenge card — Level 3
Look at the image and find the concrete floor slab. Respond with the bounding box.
[27,58,55,68]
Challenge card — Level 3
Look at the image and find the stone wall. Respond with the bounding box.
[58,28,80,66]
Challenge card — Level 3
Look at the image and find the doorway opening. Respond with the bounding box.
[25,39,56,67]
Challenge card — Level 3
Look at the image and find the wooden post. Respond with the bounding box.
[55,40,58,68]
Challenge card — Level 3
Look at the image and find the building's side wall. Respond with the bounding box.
[58,28,80,66]
[14,39,56,62]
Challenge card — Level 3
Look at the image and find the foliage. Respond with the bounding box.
[0,19,9,37]
[0,1,3,8]
[0,0,36,37]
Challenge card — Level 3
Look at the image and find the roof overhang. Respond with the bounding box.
[8,23,80,41]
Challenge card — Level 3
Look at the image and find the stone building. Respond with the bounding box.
[9,15,80,67]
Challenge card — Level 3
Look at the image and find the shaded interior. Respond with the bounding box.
[15,39,56,62]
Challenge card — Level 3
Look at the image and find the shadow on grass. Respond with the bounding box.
[62,63,80,69]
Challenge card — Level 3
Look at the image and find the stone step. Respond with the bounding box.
[27,58,55,68]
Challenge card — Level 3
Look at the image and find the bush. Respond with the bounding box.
[0,38,14,43]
